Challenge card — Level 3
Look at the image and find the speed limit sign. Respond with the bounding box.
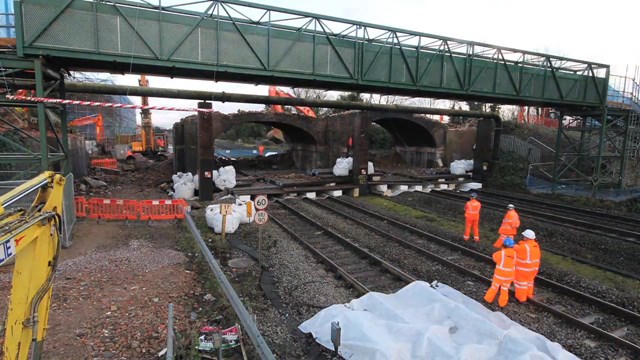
[255,210,269,225]
[254,194,269,210]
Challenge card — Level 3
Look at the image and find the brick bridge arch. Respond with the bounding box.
[212,112,327,169]
[327,111,446,168]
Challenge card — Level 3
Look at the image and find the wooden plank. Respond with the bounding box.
[0,38,17,47]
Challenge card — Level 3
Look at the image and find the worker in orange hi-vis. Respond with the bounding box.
[258,144,265,156]
[463,192,481,242]
[484,237,516,308]
[493,204,520,248]
[514,229,541,302]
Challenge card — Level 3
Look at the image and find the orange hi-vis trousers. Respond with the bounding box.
[484,276,512,308]
[464,219,480,241]
[515,269,538,302]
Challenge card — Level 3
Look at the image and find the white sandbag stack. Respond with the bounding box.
[174,181,196,199]
[450,159,474,175]
[332,158,350,176]
[213,212,240,233]
[215,166,237,190]
[205,204,221,228]
[172,171,196,199]
[205,204,241,233]
[345,157,353,171]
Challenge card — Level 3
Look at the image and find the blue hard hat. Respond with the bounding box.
[503,237,515,248]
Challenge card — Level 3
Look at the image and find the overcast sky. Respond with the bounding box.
[106,0,640,128]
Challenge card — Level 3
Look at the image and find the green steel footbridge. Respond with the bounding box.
[1,0,637,195]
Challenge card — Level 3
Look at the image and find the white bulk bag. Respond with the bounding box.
[205,204,222,228]
[212,212,240,234]
[368,161,375,174]
[173,181,195,199]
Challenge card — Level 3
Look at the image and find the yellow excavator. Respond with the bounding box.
[0,171,65,360]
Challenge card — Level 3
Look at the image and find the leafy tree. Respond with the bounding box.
[368,123,394,150]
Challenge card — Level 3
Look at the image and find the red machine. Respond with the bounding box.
[267,86,317,142]
[517,106,559,128]
[69,113,105,143]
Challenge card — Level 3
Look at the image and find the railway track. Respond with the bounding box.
[426,190,640,245]
[478,188,640,228]
[267,201,414,295]
[291,196,640,355]
[388,191,640,281]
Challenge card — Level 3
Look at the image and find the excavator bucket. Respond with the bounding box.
[266,128,285,143]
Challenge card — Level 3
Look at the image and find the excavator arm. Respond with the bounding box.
[69,114,104,144]
[1,172,65,360]
[267,86,317,142]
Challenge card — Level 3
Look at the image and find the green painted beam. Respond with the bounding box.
[17,0,609,108]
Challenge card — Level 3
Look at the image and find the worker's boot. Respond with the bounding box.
[484,283,498,304]
[498,286,510,307]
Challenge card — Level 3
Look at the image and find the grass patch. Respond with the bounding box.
[542,252,640,293]
[362,196,465,232]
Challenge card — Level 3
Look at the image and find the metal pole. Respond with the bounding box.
[184,213,276,360]
[552,111,564,192]
[167,303,174,360]
[197,101,214,201]
[592,106,608,198]
[619,111,631,188]
[258,226,262,268]
[64,81,498,119]
[34,60,48,171]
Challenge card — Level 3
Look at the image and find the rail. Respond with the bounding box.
[184,213,275,360]
[427,190,640,245]
[322,197,640,354]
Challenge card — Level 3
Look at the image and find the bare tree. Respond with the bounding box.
[290,88,331,116]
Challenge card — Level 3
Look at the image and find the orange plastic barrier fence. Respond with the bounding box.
[74,196,87,218]
[139,199,188,220]
[87,198,139,220]
[90,158,118,169]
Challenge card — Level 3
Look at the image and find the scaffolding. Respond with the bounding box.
[551,66,640,195]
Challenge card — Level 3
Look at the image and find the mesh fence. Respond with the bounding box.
[527,175,640,201]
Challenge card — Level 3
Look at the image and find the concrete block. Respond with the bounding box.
[304,192,317,199]
[324,190,343,197]
[374,184,388,192]
[238,195,251,202]
[347,188,360,197]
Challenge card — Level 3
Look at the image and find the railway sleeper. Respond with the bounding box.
[364,278,401,291]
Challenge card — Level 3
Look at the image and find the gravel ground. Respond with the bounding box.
[0,221,202,360]
[281,197,637,359]
[370,192,640,313]
[190,203,358,359]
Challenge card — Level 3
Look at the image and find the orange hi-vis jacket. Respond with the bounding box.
[492,247,516,282]
[464,199,481,220]
[514,240,541,274]
[498,209,520,236]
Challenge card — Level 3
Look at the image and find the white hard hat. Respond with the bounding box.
[507,204,515,209]
[522,229,536,239]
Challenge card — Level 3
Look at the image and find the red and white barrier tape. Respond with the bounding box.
[5,95,215,113]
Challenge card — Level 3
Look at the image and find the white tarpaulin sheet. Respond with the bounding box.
[299,281,577,360]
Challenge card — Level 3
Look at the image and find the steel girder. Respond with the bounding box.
[0,54,68,179]
[16,0,609,108]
